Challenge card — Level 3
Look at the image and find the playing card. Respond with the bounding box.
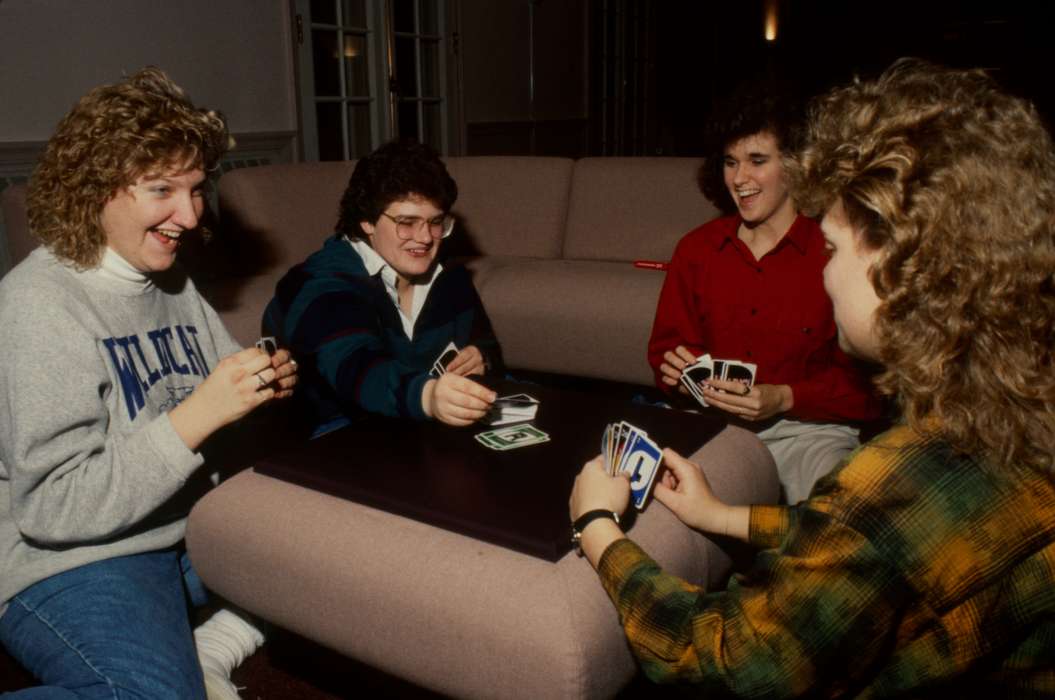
[492,393,539,409]
[481,393,540,426]
[619,431,662,509]
[711,359,727,382]
[680,354,713,408]
[475,424,550,450]
[430,342,460,378]
[723,360,757,387]
[255,336,278,356]
[612,421,632,473]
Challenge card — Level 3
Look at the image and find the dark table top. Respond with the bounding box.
[254,379,727,561]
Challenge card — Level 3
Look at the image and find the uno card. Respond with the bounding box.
[475,424,550,451]
[256,336,278,356]
[430,342,460,377]
[723,360,757,388]
[711,359,727,383]
[620,431,662,509]
[680,354,713,407]
[612,421,632,473]
[482,393,539,426]
[493,393,539,409]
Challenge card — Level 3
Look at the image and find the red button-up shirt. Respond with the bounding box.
[647,214,881,423]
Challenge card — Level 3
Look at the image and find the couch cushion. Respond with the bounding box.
[217,162,355,277]
[562,157,720,263]
[201,271,285,348]
[444,157,572,259]
[477,259,666,385]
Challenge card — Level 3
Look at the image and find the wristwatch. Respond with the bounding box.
[570,509,620,557]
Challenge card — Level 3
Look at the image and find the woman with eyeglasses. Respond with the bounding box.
[264,139,500,433]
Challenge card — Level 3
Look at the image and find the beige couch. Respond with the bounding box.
[1,160,779,698]
[201,157,722,386]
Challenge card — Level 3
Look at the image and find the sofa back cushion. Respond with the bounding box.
[562,157,720,263]
[444,157,572,259]
[217,161,355,276]
[1,183,35,270]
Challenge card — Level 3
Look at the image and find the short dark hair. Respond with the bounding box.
[698,79,806,213]
[336,139,458,241]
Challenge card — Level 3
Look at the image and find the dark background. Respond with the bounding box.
[586,0,1055,157]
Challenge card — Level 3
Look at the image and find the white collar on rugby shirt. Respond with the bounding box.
[347,236,443,340]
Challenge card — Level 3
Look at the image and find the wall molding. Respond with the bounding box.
[0,131,298,277]
[0,131,299,186]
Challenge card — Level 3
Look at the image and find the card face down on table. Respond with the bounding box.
[254,381,726,561]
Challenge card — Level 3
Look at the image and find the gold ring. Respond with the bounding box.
[256,373,268,389]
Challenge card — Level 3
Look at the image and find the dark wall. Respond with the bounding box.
[651,1,1055,156]
[456,1,1055,158]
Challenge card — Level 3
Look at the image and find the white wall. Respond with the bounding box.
[0,0,297,142]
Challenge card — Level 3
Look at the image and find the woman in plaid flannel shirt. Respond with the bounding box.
[570,59,1055,697]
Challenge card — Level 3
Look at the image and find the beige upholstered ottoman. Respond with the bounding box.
[186,425,778,699]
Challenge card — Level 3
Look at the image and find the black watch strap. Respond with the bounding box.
[570,509,620,556]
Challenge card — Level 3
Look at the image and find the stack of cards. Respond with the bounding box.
[475,424,550,451]
[429,342,460,378]
[601,421,663,510]
[679,353,757,408]
[482,393,539,426]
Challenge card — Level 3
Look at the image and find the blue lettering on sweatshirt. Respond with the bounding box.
[104,324,209,421]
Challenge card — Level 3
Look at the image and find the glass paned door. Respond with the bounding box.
[298,0,379,160]
[296,0,448,159]
[389,0,447,152]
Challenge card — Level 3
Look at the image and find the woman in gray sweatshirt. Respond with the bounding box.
[0,67,297,699]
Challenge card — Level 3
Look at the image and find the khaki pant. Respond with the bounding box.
[758,419,861,504]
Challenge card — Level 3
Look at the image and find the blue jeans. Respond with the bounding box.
[0,549,208,699]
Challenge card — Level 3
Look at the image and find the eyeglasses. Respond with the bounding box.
[379,211,455,240]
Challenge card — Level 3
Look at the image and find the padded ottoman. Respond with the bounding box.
[186,424,779,699]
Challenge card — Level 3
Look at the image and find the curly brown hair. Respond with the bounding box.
[335,139,457,241]
[27,66,230,269]
[790,58,1055,472]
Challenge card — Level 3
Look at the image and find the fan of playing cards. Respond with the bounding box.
[602,421,663,510]
[679,353,757,408]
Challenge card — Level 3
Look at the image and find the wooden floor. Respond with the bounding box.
[2,623,660,698]
[0,626,442,699]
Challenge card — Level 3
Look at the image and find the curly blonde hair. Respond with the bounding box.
[790,58,1055,472]
[27,67,230,269]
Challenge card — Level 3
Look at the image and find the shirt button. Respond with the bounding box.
[751,308,757,316]
[746,351,753,358]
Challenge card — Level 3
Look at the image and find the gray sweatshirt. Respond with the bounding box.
[0,247,241,612]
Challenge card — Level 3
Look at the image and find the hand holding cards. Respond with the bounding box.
[601,421,662,509]
[679,353,757,408]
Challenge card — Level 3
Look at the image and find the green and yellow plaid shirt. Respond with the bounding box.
[598,425,1055,697]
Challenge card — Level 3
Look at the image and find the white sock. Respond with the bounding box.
[195,609,265,700]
